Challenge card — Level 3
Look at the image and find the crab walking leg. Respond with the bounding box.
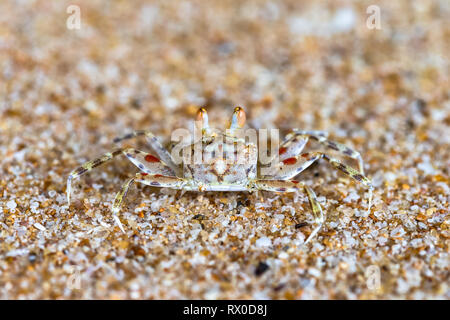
[303,185,324,244]
[276,134,309,162]
[263,134,308,177]
[322,154,373,213]
[67,148,171,205]
[250,179,304,192]
[250,180,324,244]
[265,151,322,179]
[291,131,366,174]
[113,130,181,176]
[123,148,175,176]
[111,173,186,231]
[67,149,124,205]
[269,152,373,213]
[289,130,329,138]
[111,176,135,233]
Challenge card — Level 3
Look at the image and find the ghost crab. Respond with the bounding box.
[67,107,373,244]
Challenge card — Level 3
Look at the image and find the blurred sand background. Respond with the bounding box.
[0,0,449,299]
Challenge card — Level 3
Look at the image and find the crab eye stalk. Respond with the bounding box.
[230,106,246,131]
[196,107,210,133]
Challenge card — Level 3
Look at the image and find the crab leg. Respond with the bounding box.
[287,131,365,174]
[250,179,305,192]
[277,134,309,162]
[289,130,328,137]
[265,151,323,180]
[111,173,185,232]
[268,152,373,213]
[250,180,324,244]
[123,148,175,176]
[67,148,124,205]
[263,133,309,177]
[113,130,181,176]
[67,148,171,205]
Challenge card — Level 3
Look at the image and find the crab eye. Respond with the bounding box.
[230,106,246,129]
[196,107,209,130]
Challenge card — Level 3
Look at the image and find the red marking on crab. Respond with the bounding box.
[145,155,160,163]
[282,157,297,165]
[279,147,287,155]
[141,173,148,176]
[301,153,310,158]
[154,174,163,178]
[292,180,299,184]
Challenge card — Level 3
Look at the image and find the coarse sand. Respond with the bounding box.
[0,0,448,299]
